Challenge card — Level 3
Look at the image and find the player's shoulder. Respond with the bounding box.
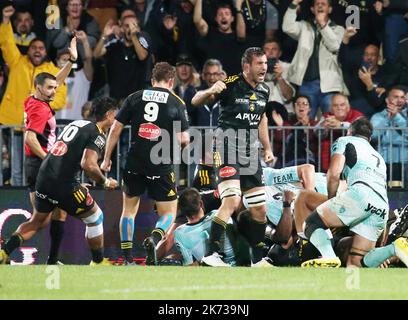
[140,87,180,106]
[170,91,186,106]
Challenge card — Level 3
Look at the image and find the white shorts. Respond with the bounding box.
[317,187,388,242]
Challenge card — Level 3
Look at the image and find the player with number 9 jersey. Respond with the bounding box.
[101,62,190,265]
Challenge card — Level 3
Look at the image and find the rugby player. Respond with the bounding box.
[174,188,251,266]
[101,62,190,265]
[24,37,79,265]
[192,47,274,267]
[301,118,408,268]
[0,97,119,265]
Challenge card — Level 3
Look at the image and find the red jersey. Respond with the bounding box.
[24,96,56,157]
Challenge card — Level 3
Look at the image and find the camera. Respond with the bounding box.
[267,58,278,73]
[360,60,372,71]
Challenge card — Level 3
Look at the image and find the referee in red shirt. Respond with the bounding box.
[24,37,78,264]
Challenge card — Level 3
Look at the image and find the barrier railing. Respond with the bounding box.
[0,125,407,188]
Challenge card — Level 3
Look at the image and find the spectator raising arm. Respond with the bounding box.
[235,0,246,41]
[128,19,148,61]
[93,19,115,58]
[193,0,209,37]
[318,17,344,54]
[76,31,93,81]
[282,0,304,40]
[0,6,21,68]
[55,36,78,86]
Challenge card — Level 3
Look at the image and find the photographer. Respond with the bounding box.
[263,39,294,112]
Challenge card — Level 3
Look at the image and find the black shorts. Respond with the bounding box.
[25,156,42,192]
[122,170,177,201]
[34,180,95,216]
[216,161,264,192]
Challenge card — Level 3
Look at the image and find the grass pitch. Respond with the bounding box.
[0,265,407,300]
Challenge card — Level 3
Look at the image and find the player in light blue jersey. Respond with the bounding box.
[262,164,327,226]
[174,188,251,266]
[301,118,408,268]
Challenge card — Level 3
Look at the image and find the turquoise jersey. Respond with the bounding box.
[259,166,328,225]
[174,210,250,266]
[331,136,388,204]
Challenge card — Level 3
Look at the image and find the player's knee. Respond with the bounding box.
[304,210,327,239]
[348,255,363,268]
[82,208,104,239]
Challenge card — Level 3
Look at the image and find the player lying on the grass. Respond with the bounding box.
[300,118,408,268]
[101,62,190,265]
[154,189,221,264]
[0,97,119,265]
[174,188,251,266]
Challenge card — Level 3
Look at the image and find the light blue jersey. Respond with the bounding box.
[174,210,250,266]
[261,166,328,226]
[331,136,388,203]
[323,136,389,241]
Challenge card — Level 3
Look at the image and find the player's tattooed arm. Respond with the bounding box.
[101,120,124,172]
[327,153,345,199]
[191,80,226,107]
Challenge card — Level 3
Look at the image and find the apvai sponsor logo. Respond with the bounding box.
[50,141,68,156]
[219,166,237,178]
[138,123,161,140]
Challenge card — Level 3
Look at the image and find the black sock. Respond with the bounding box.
[151,228,164,246]
[48,220,65,264]
[121,241,133,262]
[208,216,227,254]
[246,218,267,263]
[91,248,104,263]
[4,233,24,255]
[237,210,252,240]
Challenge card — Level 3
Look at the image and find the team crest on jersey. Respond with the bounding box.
[142,90,169,103]
[138,123,161,140]
[219,166,237,178]
[94,136,105,150]
[50,141,68,156]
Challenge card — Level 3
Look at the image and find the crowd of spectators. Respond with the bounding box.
[0,0,407,187]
